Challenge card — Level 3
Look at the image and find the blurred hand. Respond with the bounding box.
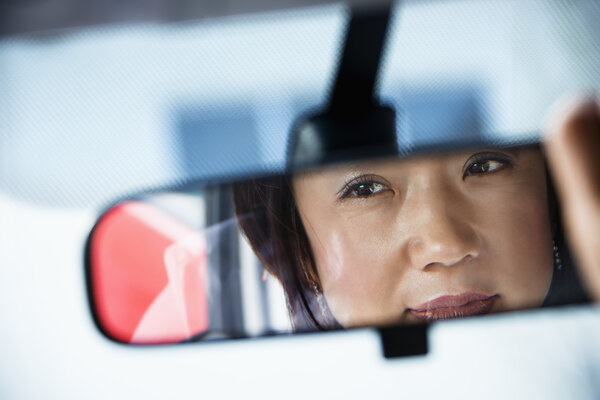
[544,96,600,302]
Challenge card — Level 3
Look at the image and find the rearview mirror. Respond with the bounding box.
[86,145,590,345]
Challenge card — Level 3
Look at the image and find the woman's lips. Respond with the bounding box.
[408,291,499,322]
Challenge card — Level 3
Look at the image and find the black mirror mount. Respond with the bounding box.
[289,104,398,168]
[288,3,398,170]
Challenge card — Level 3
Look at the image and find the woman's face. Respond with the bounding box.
[292,147,554,327]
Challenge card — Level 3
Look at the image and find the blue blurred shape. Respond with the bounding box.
[176,105,262,179]
[392,85,485,150]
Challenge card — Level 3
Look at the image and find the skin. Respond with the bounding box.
[545,96,600,301]
[293,147,554,327]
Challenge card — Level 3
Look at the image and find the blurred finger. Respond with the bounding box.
[544,96,600,301]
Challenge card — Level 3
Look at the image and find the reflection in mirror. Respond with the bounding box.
[89,188,292,344]
[87,146,589,344]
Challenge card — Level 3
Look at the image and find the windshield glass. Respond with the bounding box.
[0,4,347,207]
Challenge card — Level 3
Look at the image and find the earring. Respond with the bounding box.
[311,281,328,317]
[552,240,563,271]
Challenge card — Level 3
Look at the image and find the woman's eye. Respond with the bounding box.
[339,180,388,199]
[464,154,511,178]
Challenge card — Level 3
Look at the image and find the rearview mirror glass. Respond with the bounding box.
[87,145,590,344]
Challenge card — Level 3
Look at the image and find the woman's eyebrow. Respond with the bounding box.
[466,147,521,160]
[494,147,520,157]
[311,162,375,179]
[504,147,522,159]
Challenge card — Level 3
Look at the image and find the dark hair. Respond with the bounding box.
[233,153,589,331]
[233,175,341,332]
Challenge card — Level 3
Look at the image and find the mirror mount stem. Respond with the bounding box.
[328,2,392,115]
[289,2,399,169]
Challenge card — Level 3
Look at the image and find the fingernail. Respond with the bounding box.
[543,94,600,139]
[570,96,600,121]
[564,97,600,138]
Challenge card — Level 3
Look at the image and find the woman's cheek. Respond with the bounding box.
[474,184,553,308]
[507,193,553,306]
[316,215,399,326]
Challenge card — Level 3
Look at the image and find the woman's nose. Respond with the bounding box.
[403,190,479,271]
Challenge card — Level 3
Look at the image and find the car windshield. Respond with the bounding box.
[2,0,599,345]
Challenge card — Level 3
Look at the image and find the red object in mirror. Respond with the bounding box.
[89,201,209,344]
